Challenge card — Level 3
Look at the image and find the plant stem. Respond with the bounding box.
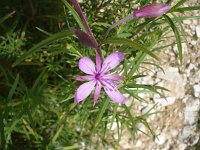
[70,0,103,60]
[101,14,134,45]
[0,110,5,150]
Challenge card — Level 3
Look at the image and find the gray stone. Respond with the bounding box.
[196,25,200,38]
[193,84,200,97]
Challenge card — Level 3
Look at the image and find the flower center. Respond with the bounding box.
[95,73,101,80]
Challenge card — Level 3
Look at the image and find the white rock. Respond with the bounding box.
[184,111,198,125]
[157,67,180,83]
[183,19,191,25]
[190,25,195,31]
[193,84,200,97]
[179,126,193,141]
[179,125,199,146]
[173,43,187,54]
[155,134,166,145]
[185,98,200,113]
[191,40,197,45]
[154,97,176,106]
[135,140,142,147]
[196,25,200,38]
[184,99,200,125]
[178,143,187,150]
[192,20,198,25]
[157,67,186,99]
[171,129,179,137]
[186,63,196,76]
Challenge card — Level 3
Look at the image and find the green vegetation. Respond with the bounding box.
[0,0,199,149]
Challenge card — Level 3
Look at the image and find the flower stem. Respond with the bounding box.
[70,0,103,60]
[101,14,134,45]
[0,110,5,150]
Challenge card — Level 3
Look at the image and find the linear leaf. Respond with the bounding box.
[122,104,135,127]
[0,11,15,24]
[127,52,146,78]
[32,70,46,90]
[109,104,118,130]
[7,74,19,100]
[170,0,187,12]
[12,30,73,67]
[62,0,86,32]
[172,6,200,12]
[94,98,109,128]
[126,84,169,94]
[105,37,159,60]
[142,62,165,73]
[164,15,182,63]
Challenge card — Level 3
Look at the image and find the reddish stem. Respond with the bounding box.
[70,0,103,60]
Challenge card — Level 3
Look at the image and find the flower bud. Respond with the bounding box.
[74,29,98,48]
[133,3,171,18]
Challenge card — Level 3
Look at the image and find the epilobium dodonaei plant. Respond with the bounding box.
[1,0,198,149]
[72,1,171,104]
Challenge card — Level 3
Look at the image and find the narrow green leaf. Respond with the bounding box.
[135,29,161,41]
[123,89,148,103]
[0,111,5,150]
[140,118,155,138]
[0,11,15,24]
[35,27,52,36]
[109,104,118,130]
[164,15,182,64]
[122,104,135,126]
[172,6,200,12]
[153,43,174,51]
[116,116,123,142]
[61,145,81,150]
[32,70,46,90]
[7,74,19,100]
[52,125,64,144]
[170,0,187,12]
[131,75,147,79]
[142,62,165,73]
[126,84,169,95]
[106,37,159,60]
[171,16,200,22]
[142,104,158,117]
[12,30,73,67]
[94,98,109,128]
[62,0,86,32]
[127,52,146,78]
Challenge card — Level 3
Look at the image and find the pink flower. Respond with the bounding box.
[133,3,171,18]
[75,52,126,105]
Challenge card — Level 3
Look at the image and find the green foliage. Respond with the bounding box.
[0,0,199,149]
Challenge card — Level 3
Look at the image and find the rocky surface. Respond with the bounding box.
[115,1,200,150]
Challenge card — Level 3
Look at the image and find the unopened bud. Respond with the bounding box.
[74,29,98,48]
[133,3,171,18]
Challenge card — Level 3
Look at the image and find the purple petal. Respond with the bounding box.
[74,80,96,103]
[93,81,102,105]
[78,57,96,75]
[74,29,98,48]
[103,82,126,104]
[103,74,124,81]
[75,75,94,81]
[133,3,171,18]
[96,52,101,73]
[101,52,124,73]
